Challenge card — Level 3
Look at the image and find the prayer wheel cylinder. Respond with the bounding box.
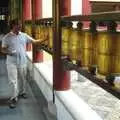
[92,33,98,65]
[24,22,32,36]
[113,55,120,73]
[11,0,19,19]
[38,25,41,40]
[113,32,120,73]
[61,22,72,56]
[48,22,53,49]
[68,24,83,62]
[14,0,19,19]
[39,23,45,43]
[97,53,113,75]
[43,23,49,46]
[24,24,29,34]
[28,24,32,36]
[97,31,116,75]
[97,32,115,54]
[82,30,93,67]
[34,25,39,39]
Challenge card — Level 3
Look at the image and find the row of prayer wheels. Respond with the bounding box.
[61,21,120,76]
[33,21,120,76]
[34,21,53,48]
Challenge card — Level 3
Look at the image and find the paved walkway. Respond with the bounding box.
[71,72,120,120]
[0,57,47,120]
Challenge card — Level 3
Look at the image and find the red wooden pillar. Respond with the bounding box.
[32,0,43,62]
[34,0,42,20]
[61,0,71,16]
[53,0,71,91]
[82,0,91,28]
[23,0,32,20]
[23,0,32,51]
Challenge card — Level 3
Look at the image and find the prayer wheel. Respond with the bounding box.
[82,30,93,67]
[43,22,49,46]
[34,22,40,39]
[113,32,120,73]
[82,21,97,67]
[48,22,53,49]
[38,24,41,40]
[39,22,45,43]
[10,0,20,19]
[27,24,32,36]
[90,21,98,66]
[61,22,72,56]
[97,53,114,75]
[97,32,115,54]
[97,31,116,75]
[14,0,19,19]
[24,22,32,36]
[113,55,120,73]
[68,22,83,64]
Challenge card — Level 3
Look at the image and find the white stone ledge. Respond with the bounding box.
[56,90,103,120]
[26,52,103,120]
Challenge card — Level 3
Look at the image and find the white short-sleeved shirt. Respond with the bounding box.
[2,31,33,66]
[0,34,5,42]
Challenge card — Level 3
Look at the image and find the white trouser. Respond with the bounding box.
[7,64,27,99]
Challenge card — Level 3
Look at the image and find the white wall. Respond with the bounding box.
[42,0,52,18]
[71,0,82,15]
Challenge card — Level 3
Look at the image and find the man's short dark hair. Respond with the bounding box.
[9,18,21,29]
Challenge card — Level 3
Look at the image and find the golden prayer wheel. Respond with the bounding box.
[113,55,120,73]
[97,53,114,75]
[62,42,69,56]
[38,25,42,40]
[48,22,53,49]
[82,48,93,67]
[113,32,120,73]
[68,22,83,63]
[81,30,93,67]
[43,22,49,46]
[27,25,32,36]
[24,21,32,36]
[39,23,45,43]
[61,22,72,56]
[97,32,116,54]
[24,25,29,34]
[97,31,117,75]
[10,0,19,19]
[34,25,39,39]
[92,32,98,65]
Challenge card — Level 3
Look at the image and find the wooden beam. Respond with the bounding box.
[34,11,120,22]
[61,11,120,21]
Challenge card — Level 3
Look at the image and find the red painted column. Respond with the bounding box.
[34,0,42,20]
[82,0,91,28]
[61,0,71,16]
[32,0,43,63]
[23,0,32,51]
[23,0,32,20]
[53,0,71,91]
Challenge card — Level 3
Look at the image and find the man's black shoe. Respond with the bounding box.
[8,98,17,109]
[18,93,28,99]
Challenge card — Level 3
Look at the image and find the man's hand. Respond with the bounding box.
[32,35,49,44]
[9,50,17,56]
[1,47,17,56]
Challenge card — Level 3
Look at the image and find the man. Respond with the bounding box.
[2,19,47,108]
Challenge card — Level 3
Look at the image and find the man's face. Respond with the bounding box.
[13,23,22,32]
